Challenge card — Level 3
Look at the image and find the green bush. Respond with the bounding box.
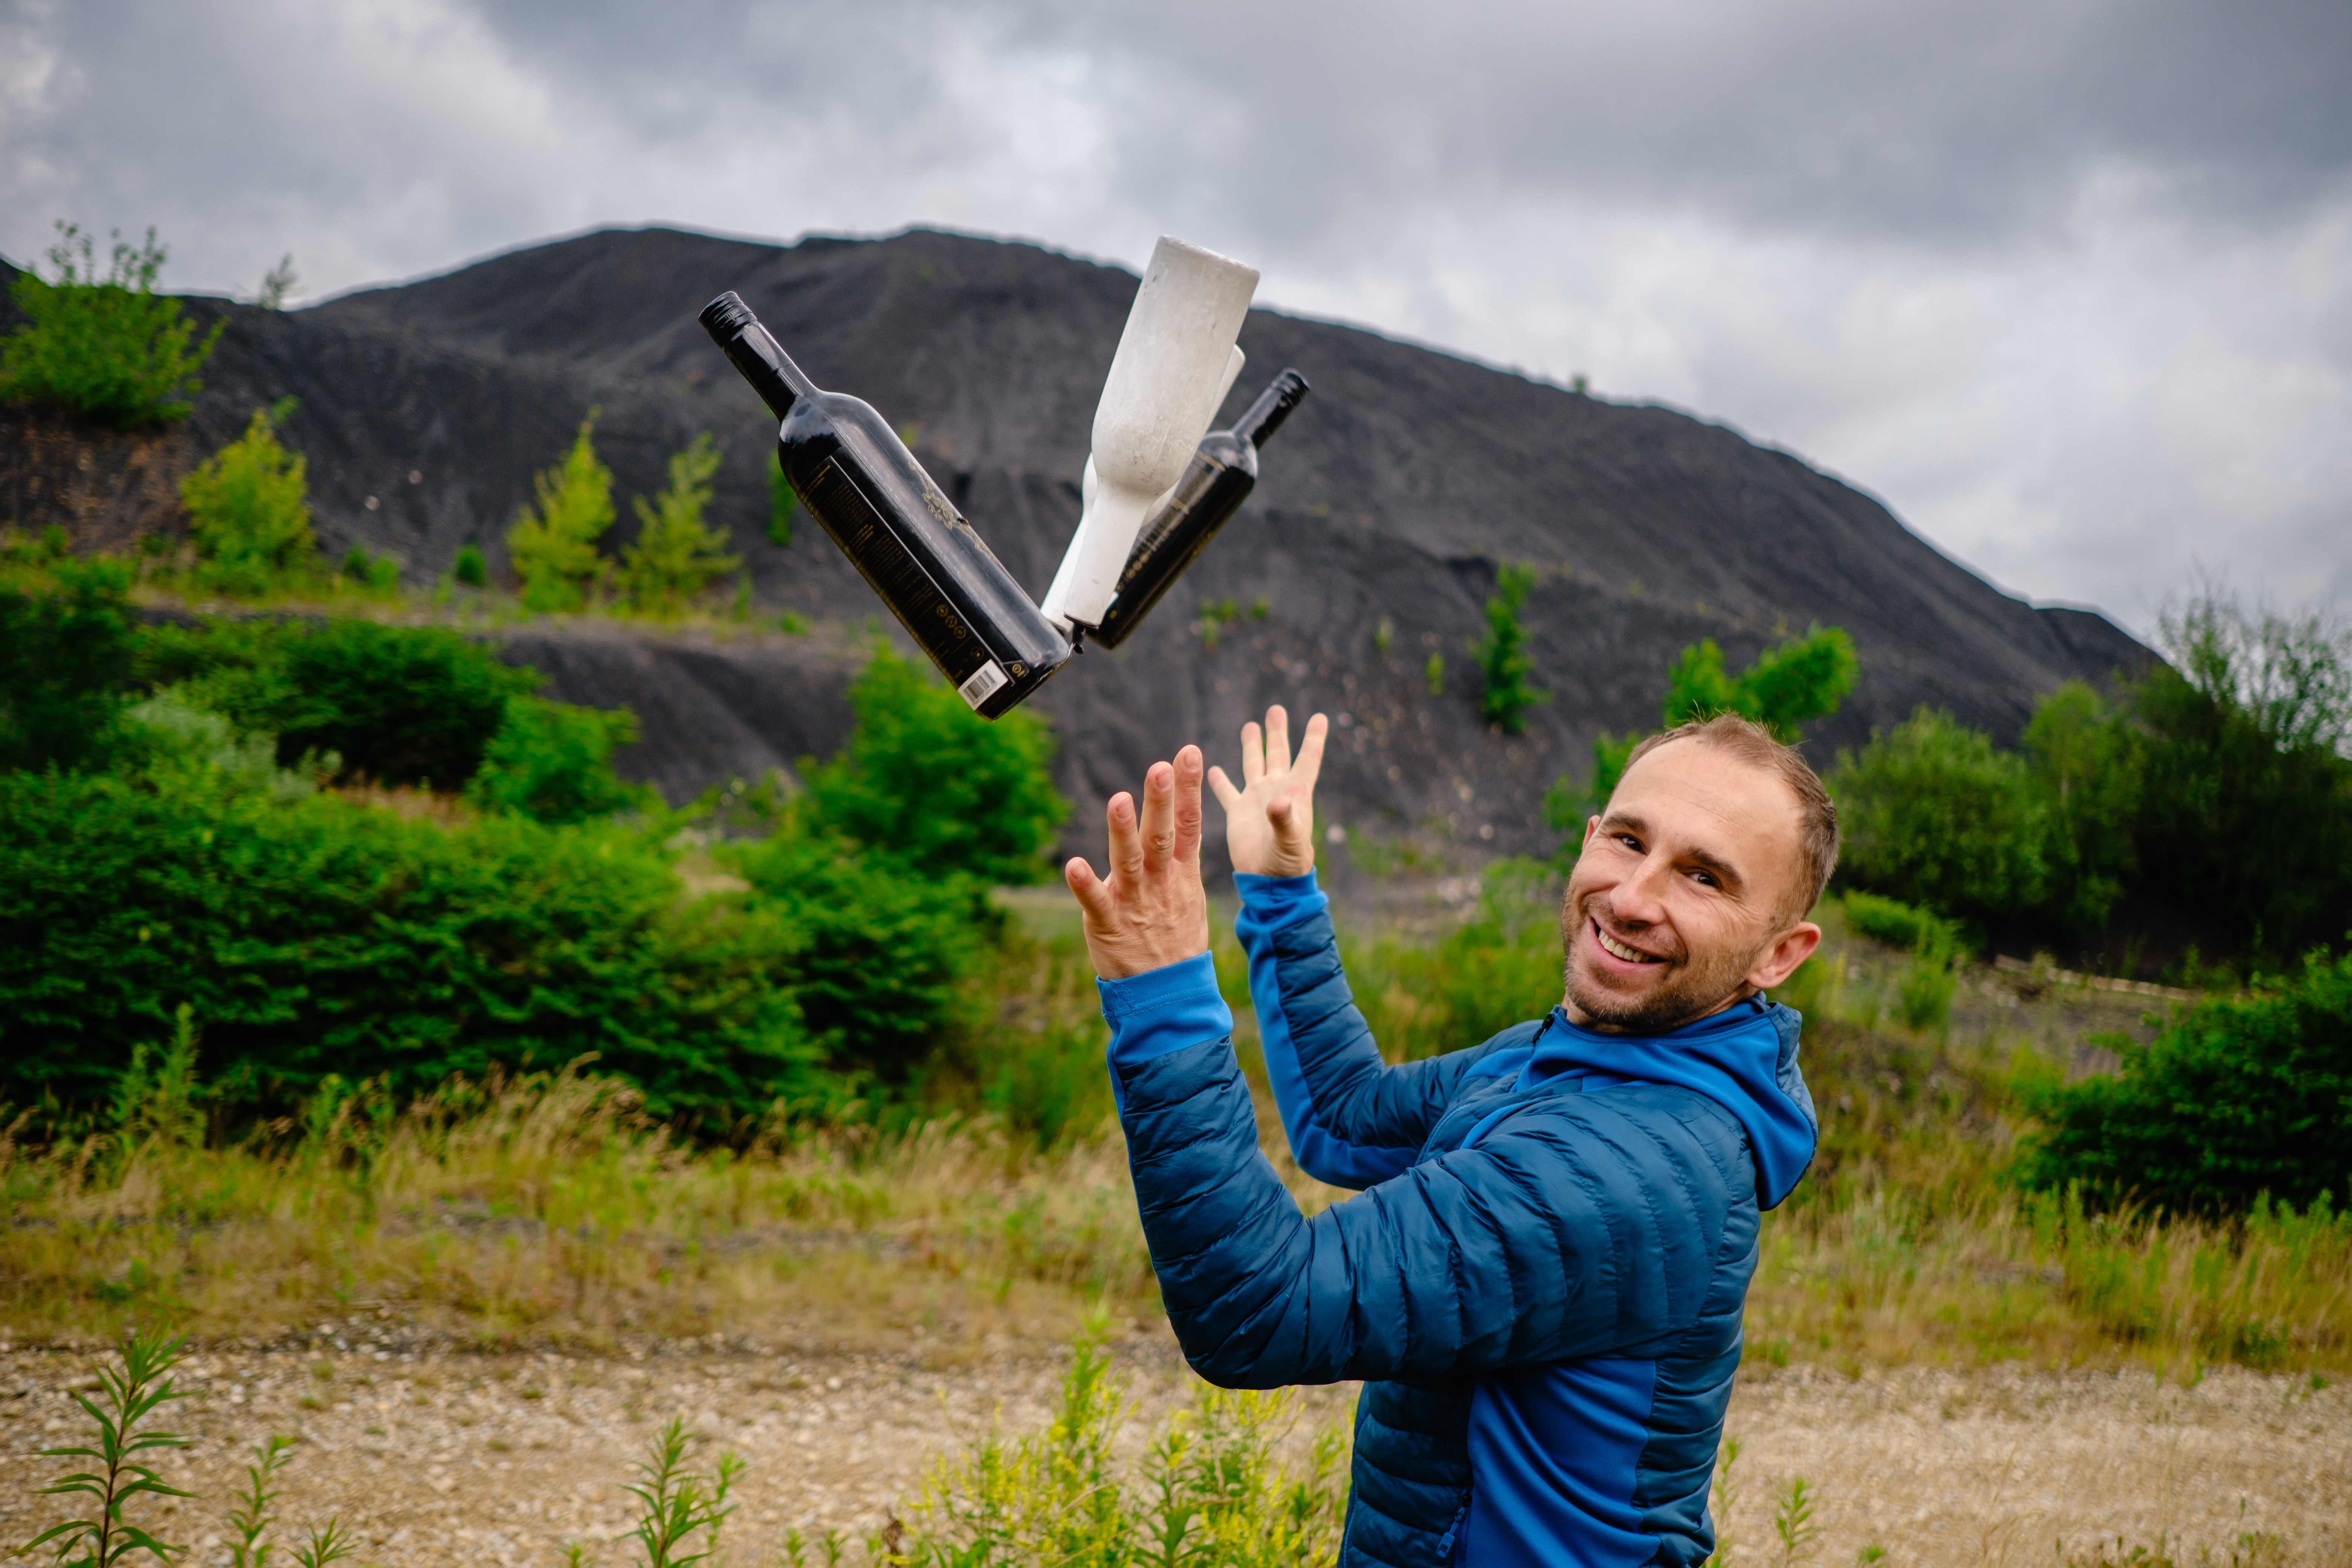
[1350,858,1568,1060]
[622,433,740,612]
[0,769,828,1124]
[505,412,614,613]
[724,822,982,1080]
[466,696,655,824]
[1828,706,2048,930]
[804,645,1070,886]
[1473,562,1550,733]
[2021,680,2143,933]
[896,1317,1347,1568]
[1663,625,1859,740]
[1839,891,1966,960]
[180,401,320,596]
[450,543,489,588]
[138,617,539,790]
[1551,626,1859,839]
[2019,950,2352,1214]
[2127,591,2352,959]
[0,557,137,772]
[0,224,223,429]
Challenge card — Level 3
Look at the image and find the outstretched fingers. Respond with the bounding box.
[1291,711,1330,787]
[1106,789,1144,888]
[1064,856,1115,924]
[1238,720,1265,786]
[1264,704,1292,774]
[1138,760,1178,869]
[1172,745,1205,865]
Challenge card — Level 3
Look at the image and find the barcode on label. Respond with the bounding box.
[957,660,1009,710]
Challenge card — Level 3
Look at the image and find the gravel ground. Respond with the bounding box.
[1,1329,2343,1566]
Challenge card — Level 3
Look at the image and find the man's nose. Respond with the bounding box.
[1613,853,1673,924]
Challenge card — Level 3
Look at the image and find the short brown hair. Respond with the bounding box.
[1622,715,1839,920]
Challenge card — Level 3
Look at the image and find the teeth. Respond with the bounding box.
[1597,926,1659,964]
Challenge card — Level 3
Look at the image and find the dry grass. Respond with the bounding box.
[5,901,2348,1384]
[0,1073,1152,1357]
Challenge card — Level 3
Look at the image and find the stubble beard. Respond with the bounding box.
[1559,884,1763,1034]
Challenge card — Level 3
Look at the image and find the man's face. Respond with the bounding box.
[1559,740,1820,1032]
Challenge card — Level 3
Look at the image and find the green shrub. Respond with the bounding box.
[0,556,137,772]
[1351,858,1567,1060]
[725,821,982,1080]
[505,412,614,613]
[894,1316,1348,1568]
[0,769,827,1124]
[622,433,740,612]
[138,617,539,790]
[450,542,489,588]
[804,645,1070,887]
[2127,590,2352,959]
[1839,891,1966,960]
[1553,626,1859,841]
[180,401,320,596]
[466,695,655,824]
[1473,562,1550,733]
[337,545,399,596]
[1895,954,1957,1032]
[0,223,223,429]
[2018,949,2352,1214]
[1663,625,1859,740]
[2022,680,2144,933]
[765,447,797,548]
[1828,706,2047,929]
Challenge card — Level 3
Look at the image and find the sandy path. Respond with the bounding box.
[1,1334,2343,1566]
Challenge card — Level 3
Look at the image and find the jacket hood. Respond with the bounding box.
[1521,996,1819,1207]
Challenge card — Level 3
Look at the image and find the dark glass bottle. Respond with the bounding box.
[698,291,1071,717]
[1088,370,1310,649]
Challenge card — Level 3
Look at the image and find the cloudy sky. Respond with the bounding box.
[5,0,2347,628]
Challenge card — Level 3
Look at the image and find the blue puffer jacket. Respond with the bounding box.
[1098,872,1818,1568]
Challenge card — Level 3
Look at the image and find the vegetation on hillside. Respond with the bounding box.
[1472,562,1549,733]
[0,223,223,428]
[1830,587,2352,965]
[0,569,1064,1129]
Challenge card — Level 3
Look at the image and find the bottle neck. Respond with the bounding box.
[1238,369,1310,449]
[699,292,819,421]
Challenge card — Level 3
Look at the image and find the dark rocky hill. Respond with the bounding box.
[1,227,2150,882]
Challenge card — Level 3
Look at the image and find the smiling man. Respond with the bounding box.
[1064,706,1831,1568]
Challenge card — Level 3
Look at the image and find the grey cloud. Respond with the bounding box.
[0,0,2345,622]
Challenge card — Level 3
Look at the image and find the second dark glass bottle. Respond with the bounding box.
[1088,369,1310,649]
[699,291,1070,717]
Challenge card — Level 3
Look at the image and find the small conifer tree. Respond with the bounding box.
[1474,562,1550,733]
[505,410,614,613]
[180,398,317,596]
[0,223,223,429]
[621,433,739,613]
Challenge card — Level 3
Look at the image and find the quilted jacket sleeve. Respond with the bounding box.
[1233,872,1515,1188]
[1102,953,1748,1389]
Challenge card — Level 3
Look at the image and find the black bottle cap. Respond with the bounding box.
[699,292,756,338]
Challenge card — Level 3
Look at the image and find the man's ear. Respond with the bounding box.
[1746,921,1822,992]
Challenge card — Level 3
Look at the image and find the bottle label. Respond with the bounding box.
[803,458,990,683]
[957,661,1009,710]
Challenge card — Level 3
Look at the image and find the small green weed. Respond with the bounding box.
[18,1327,192,1568]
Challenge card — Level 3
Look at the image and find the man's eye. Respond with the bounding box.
[1689,870,1719,888]
[1614,834,1642,853]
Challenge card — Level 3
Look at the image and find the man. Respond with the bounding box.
[1063,704,1831,1568]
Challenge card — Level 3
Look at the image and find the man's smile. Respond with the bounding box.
[1589,917,1666,967]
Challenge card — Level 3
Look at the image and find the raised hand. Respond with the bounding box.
[1207,704,1328,878]
[1064,744,1212,980]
